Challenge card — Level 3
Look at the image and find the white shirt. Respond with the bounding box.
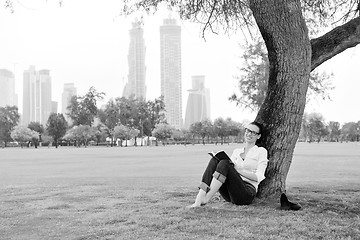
[230,145,268,191]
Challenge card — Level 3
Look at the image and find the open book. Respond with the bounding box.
[208,150,231,161]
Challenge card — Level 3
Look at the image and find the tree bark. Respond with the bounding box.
[249,0,312,197]
[311,16,360,71]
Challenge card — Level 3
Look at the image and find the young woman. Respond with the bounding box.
[187,121,268,208]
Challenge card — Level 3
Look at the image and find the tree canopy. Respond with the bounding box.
[67,86,105,127]
[28,122,45,135]
[46,113,68,148]
[0,106,20,146]
[10,125,38,147]
[229,38,334,111]
[98,96,166,146]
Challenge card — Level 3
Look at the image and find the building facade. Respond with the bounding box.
[160,18,183,129]
[51,101,58,114]
[184,75,211,129]
[0,69,18,107]
[22,66,52,125]
[61,83,77,116]
[123,19,147,99]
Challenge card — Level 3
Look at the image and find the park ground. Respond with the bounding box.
[0,142,359,239]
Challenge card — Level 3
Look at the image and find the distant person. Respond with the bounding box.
[187,121,268,208]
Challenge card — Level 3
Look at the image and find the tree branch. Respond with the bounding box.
[202,0,218,38]
[311,16,360,71]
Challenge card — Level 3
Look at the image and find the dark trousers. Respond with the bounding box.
[199,157,256,205]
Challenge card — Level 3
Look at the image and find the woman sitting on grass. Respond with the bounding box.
[187,121,268,208]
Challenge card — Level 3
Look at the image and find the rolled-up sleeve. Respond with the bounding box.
[255,148,268,183]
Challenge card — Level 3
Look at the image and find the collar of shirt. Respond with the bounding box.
[240,145,259,154]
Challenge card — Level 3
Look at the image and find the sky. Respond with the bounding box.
[0,0,359,126]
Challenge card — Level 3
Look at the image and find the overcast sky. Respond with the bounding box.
[1,0,359,125]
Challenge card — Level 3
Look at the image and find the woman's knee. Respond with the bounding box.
[206,157,220,169]
[209,157,219,164]
[215,160,232,176]
[216,159,231,169]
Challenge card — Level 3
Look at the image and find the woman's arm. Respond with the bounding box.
[254,148,269,183]
[240,148,268,182]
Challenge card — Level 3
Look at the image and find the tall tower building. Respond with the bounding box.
[184,75,211,129]
[0,69,18,107]
[61,83,77,116]
[123,19,147,99]
[51,101,58,114]
[160,18,183,129]
[22,66,52,125]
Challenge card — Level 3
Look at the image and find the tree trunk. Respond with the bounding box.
[249,0,312,198]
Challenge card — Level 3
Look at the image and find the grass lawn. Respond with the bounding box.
[0,142,359,239]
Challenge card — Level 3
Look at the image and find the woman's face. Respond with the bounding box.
[244,124,261,143]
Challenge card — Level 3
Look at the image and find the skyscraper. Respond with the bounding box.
[123,19,147,99]
[61,83,77,116]
[0,69,18,107]
[51,101,58,114]
[184,75,211,129]
[160,18,183,129]
[22,66,52,125]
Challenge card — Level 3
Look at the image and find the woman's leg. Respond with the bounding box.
[203,177,223,204]
[187,157,221,208]
[219,166,256,205]
[203,159,256,205]
[199,157,221,191]
[202,159,234,204]
[188,157,256,207]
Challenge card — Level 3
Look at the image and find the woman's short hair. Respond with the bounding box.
[249,121,265,147]
[249,121,264,135]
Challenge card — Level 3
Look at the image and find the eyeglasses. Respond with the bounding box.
[245,128,259,136]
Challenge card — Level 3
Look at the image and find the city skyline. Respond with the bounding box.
[1,1,360,126]
[0,1,253,126]
[184,75,211,129]
[22,66,53,125]
[0,69,18,108]
[160,18,183,129]
[61,82,77,119]
[122,19,147,99]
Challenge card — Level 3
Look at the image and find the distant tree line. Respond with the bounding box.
[1,87,360,148]
[299,112,360,143]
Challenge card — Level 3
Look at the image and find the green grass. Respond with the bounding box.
[0,143,359,239]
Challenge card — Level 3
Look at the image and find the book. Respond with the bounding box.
[208,150,231,161]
